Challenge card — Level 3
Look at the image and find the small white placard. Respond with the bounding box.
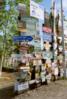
[41,72,46,82]
[15,82,29,91]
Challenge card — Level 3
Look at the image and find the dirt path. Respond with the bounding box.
[0,72,67,99]
[14,80,67,99]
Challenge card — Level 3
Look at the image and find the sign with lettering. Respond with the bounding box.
[43,51,53,59]
[43,32,52,42]
[30,0,44,20]
[14,82,29,91]
[13,36,33,42]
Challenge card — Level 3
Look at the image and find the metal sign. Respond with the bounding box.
[42,27,52,33]
[43,32,52,42]
[13,36,33,42]
[43,51,53,59]
[30,0,44,20]
[21,16,38,36]
[14,82,29,91]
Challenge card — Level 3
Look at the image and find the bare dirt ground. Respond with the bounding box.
[0,80,67,99]
[0,72,67,99]
[0,72,15,89]
[14,80,67,99]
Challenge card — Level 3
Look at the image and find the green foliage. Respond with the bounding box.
[49,12,59,33]
[17,0,43,15]
[0,36,3,58]
[0,0,19,67]
[17,0,30,15]
[55,14,59,34]
[49,12,54,32]
[0,0,43,67]
[28,45,34,53]
[35,0,43,2]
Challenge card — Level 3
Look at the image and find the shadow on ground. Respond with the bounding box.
[0,86,15,99]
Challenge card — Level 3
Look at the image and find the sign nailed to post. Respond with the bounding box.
[13,36,33,42]
[42,27,52,33]
[30,0,44,20]
[43,32,52,42]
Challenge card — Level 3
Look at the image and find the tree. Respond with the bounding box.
[55,14,59,35]
[49,12,54,32]
[0,0,43,69]
[0,0,19,68]
[17,0,43,15]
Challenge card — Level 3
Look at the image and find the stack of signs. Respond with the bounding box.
[53,36,58,60]
[30,0,44,51]
[42,26,53,63]
[42,26,52,42]
[43,41,53,60]
[57,37,63,64]
[21,16,41,52]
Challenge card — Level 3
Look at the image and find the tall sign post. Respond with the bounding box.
[51,0,58,62]
[60,0,66,77]
[30,0,44,51]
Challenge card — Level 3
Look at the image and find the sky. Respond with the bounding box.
[40,0,51,12]
[40,0,67,36]
[40,0,67,19]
